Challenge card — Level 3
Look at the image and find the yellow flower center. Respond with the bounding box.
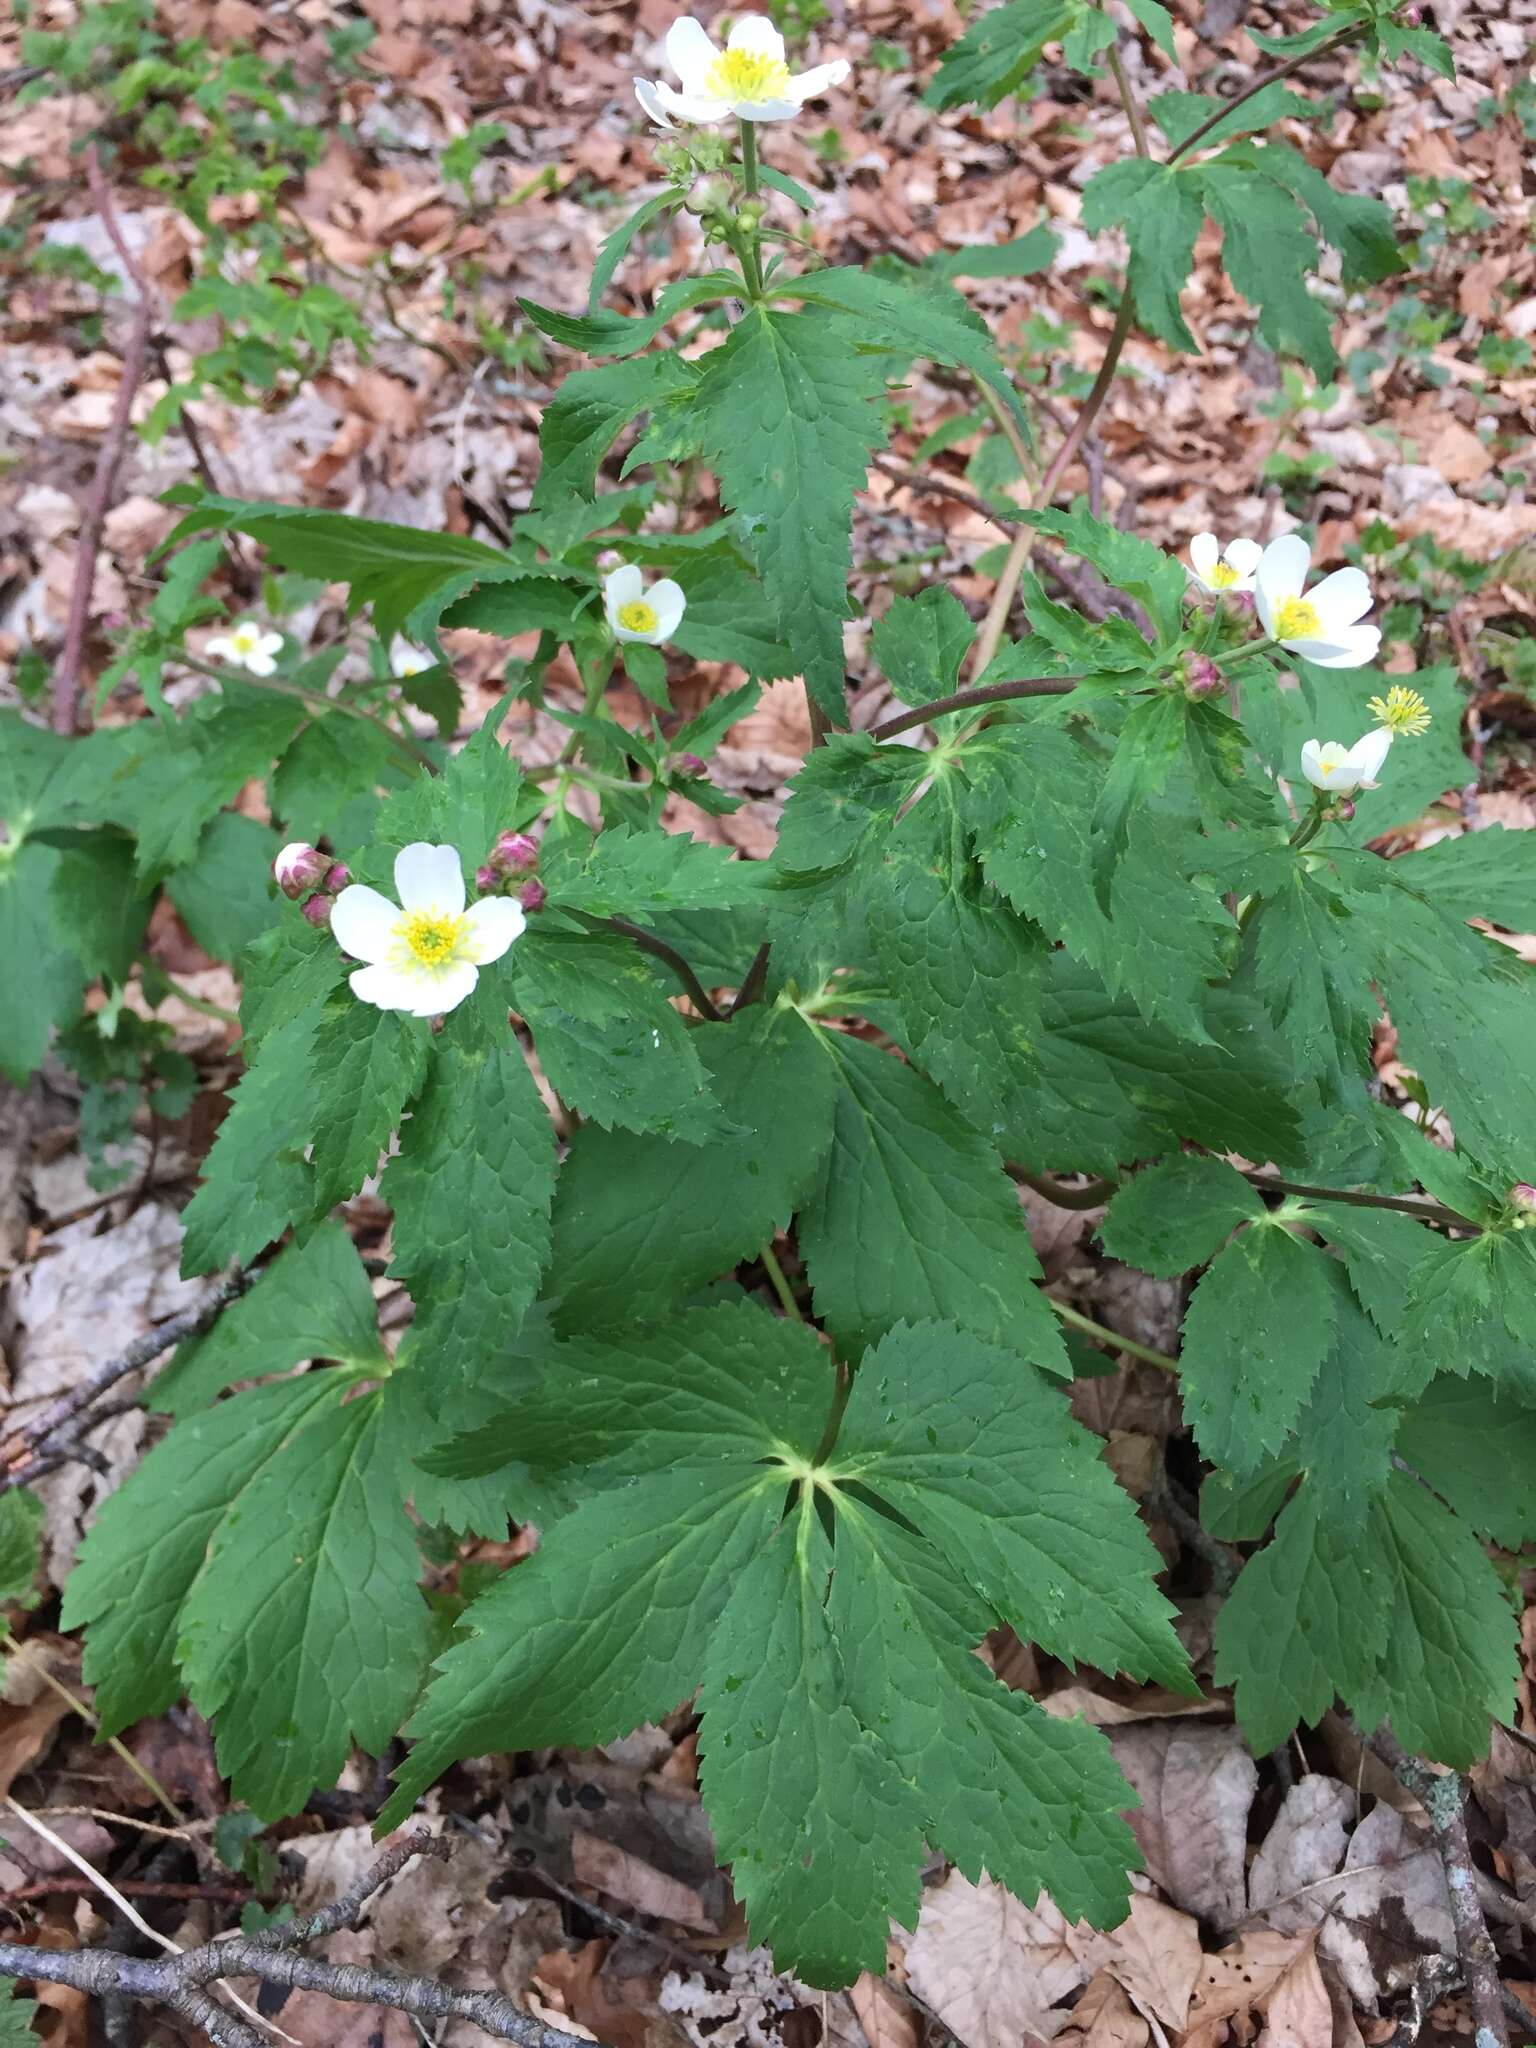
[1275,597,1321,641]
[232,626,258,650]
[1368,686,1431,737]
[397,909,468,969]
[618,599,660,635]
[706,47,792,101]
[1208,561,1240,589]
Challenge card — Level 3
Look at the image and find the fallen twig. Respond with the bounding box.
[0,1828,608,2048]
[51,145,154,734]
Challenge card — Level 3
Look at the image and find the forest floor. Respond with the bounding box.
[2,0,1536,2044]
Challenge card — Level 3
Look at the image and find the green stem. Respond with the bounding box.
[869,672,1083,744]
[740,116,760,196]
[180,655,437,775]
[759,1243,803,1320]
[737,121,765,297]
[1167,26,1361,165]
[811,1357,853,1465]
[1049,1299,1179,1376]
[1015,1168,1118,1210]
[554,649,615,772]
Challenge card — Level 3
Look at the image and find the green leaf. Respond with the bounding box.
[1021,505,1186,642]
[1249,143,1404,283]
[153,1221,388,1418]
[1081,161,1201,354]
[0,1489,43,1608]
[758,165,816,212]
[872,587,974,707]
[1376,19,1455,79]
[238,917,346,1057]
[161,498,512,648]
[383,1035,556,1379]
[776,734,928,874]
[63,1373,341,1734]
[1304,1200,1432,1341]
[178,1387,434,1815]
[1179,1220,1337,1470]
[1149,84,1323,155]
[1237,858,1378,1107]
[800,1029,1070,1371]
[0,846,85,1082]
[307,1000,428,1214]
[384,1306,1166,1984]
[588,191,675,312]
[0,1981,38,2046]
[546,1011,834,1332]
[926,0,1078,109]
[364,706,521,875]
[179,1012,318,1276]
[1200,162,1335,378]
[1100,1156,1263,1276]
[520,273,740,358]
[438,572,590,644]
[534,355,697,506]
[166,811,281,964]
[1214,1472,1517,1766]
[667,552,795,678]
[1396,1377,1536,1550]
[692,306,889,727]
[1123,0,1176,61]
[1392,827,1536,932]
[543,826,764,921]
[928,223,1058,280]
[48,829,152,983]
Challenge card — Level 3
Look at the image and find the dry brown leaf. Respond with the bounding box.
[849,1969,920,2048]
[1110,1723,1258,1924]
[1248,1778,1356,1929]
[571,1830,717,1932]
[1101,1894,1202,2031]
[1260,1940,1335,2048]
[904,1872,1109,2048]
[1054,1972,1150,2048]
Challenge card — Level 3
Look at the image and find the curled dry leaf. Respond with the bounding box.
[903,1871,1110,2048]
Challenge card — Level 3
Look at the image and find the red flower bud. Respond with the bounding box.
[1512,1183,1536,1212]
[475,864,501,895]
[1182,655,1224,700]
[489,831,539,875]
[274,842,327,899]
[519,879,547,913]
[1335,798,1356,822]
[300,892,332,929]
[322,862,350,893]
[673,753,708,777]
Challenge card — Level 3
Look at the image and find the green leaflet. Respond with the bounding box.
[926,0,1079,108]
[47,829,152,985]
[1396,1377,1536,1550]
[1214,1471,1517,1766]
[239,917,346,1056]
[0,1489,43,1609]
[799,1028,1070,1373]
[63,1373,343,1735]
[383,1308,1173,1982]
[542,826,765,921]
[307,1000,429,1215]
[534,355,698,506]
[0,845,86,1082]
[383,1032,556,1380]
[177,1387,435,1816]
[871,586,974,708]
[153,1221,388,1418]
[0,1982,38,2046]
[1178,1219,1338,1471]
[691,306,891,727]
[546,1011,835,1331]
[1099,1156,1263,1277]
[166,812,281,964]
[520,272,741,359]
[1392,825,1536,931]
[1020,506,1186,644]
[1236,858,1378,1107]
[179,1011,318,1276]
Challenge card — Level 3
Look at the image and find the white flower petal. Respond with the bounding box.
[206,636,237,662]
[1297,624,1382,670]
[1299,739,1325,785]
[462,896,526,965]
[245,652,278,676]
[666,15,719,91]
[1347,727,1393,785]
[1189,533,1220,581]
[635,77,676,127]
[728,13,787,61]
[735,97,800,119]
[1254,532,1310,634]
[603,563,644,615]
[412,960,480,1016]
[1301,740,1353,790]
[331,885,401,963]
[655,80,728,120]
[787,57,849,98]
[350,962,419,1012]
[1306,566,1373,632]
[1224,537,1263,575]
[647,578,687,638]
[394,842,466,916]
[258,632,284,657]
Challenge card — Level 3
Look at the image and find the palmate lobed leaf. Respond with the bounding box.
[385,1307,1187,1982]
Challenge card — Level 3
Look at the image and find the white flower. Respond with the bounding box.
[603,564,686,646]
[1300,729,1393,794]
[391,641,434,679]
[274,842,326,899]
[206,620,284,677]
[636,14,850,127]
[1188,533,1261,595]
[331,842,524,1017]
[1254,534,1380,669]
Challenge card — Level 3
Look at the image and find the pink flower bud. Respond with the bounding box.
[475,864,501,895]
[300,892,332,929]
[322,862,350,893]
[1335,798,1356,822]
[489,831,538,875]
[1182,654,1224,700]
[274,843,327,899]
[519,879,547,914]
[672,753,708,777]
[1399,2,1422,22]
[1512,1184,1536,1212]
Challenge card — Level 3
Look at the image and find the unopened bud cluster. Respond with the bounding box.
[1510,1184,1536,1228]
[476,829,545,914]
[1181,654,1224,700]
[275,843,352,928]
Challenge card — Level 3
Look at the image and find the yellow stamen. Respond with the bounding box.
[1275,597,1322,641]
[705,47,792,101]
[618,599,660,635]
[396,909,468,969]
[1208,561,1240,589]
[232,627,258,649]
[1368,685,1431,737]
